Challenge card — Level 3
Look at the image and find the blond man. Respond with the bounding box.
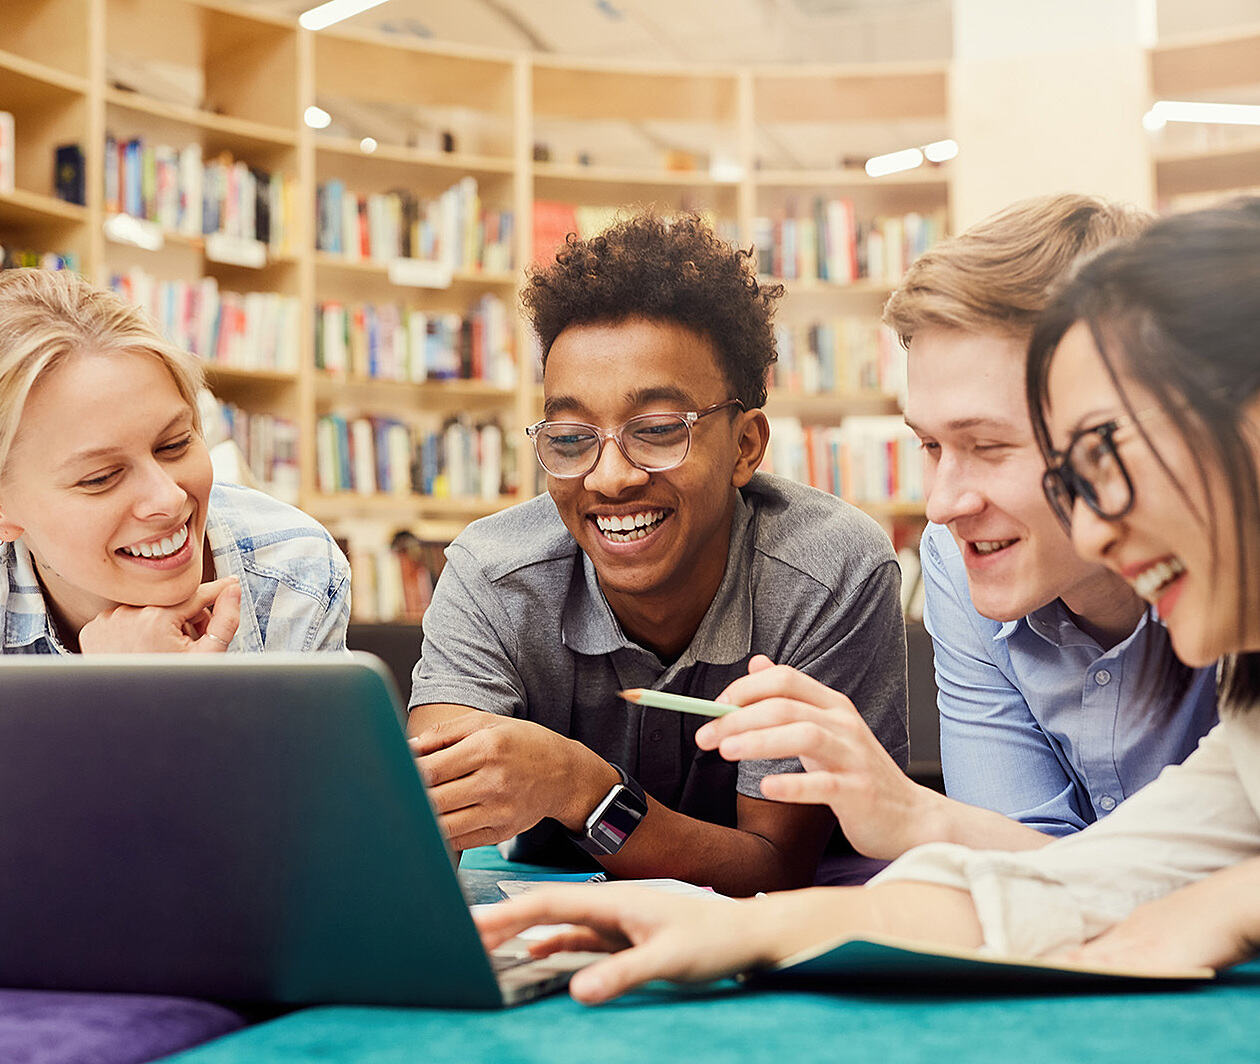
[680,194,1219,866]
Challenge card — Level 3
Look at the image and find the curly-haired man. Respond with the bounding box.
[405,214,907,895]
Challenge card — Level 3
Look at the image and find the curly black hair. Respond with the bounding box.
[521,212,783,408]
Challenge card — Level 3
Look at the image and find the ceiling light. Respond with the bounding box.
[304,105,332,129]
[923,139,958,163]
[360,137,378,153]
[300,0,391,32]
[1147,100,1260,127]
[865,147,923,178]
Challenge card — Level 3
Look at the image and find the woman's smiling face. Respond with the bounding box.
[1045,321,1260,668]
[0,349,214,637]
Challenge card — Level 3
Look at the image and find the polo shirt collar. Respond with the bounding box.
[560,490,755,667]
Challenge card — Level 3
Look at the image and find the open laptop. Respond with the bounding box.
[0,653,594,1007]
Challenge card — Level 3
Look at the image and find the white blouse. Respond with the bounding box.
[872,706,1260,957]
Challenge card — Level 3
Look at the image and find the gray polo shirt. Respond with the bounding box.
[410,472,907,843]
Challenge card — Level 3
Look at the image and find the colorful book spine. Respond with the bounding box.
[772,320,905,398]
[315,176,513,271]
[764,415,923,505]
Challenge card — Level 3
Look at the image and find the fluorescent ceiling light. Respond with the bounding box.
[299,0,390,32]
[1147,100,1260,127]
[304,105,332,129]
[865,147,923,178]
[923,138,958,163]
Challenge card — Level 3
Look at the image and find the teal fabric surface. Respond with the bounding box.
[161,969,1260,1064]
[158,850,1260,1063]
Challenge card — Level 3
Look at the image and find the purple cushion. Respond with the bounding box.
[0,989,244,1064]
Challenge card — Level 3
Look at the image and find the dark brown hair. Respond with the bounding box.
[1027,197,1260,709]
[521,212,783,408]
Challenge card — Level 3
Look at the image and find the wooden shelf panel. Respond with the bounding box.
[314,375,517,410]
[105,89,297,149]
[755,167,950,190]
[752,63,949,123]
[0,189,87,227]
[313,252,517,288]
[532,60,739,123]
[314,135,514,176]
[1151,24,1260,96]
[1155,140,1260,195]
[534,161,738,188]
[304,492,520,523]
[0,47,87,97]
[765,390,902,418]
[764,277,894,298]
[853,499,926,520]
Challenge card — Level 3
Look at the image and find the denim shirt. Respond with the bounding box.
[0,482,350,655]
[920,521,1218,835]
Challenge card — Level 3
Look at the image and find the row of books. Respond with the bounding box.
[315,294,514,386]
[772,319,906,398]
[752,203,947,286]
[315,413,517,499]
[0,245,80,272]
[212,402,300,504]
[316,176,513,273]
[103,136,298,254]
[343,532,448,624]
[531,201,736,267]
[764,415,924,505]
[110,269,301,374]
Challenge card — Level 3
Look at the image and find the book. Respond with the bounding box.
[751,933,1213,989]
[54,144,85,205]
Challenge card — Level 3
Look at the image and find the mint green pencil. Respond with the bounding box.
[619,688,739,717]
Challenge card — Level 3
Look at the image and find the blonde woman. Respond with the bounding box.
[0,269,348,654]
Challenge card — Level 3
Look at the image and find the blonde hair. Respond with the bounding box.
[0,269,205,475]
[882,193,1152,348]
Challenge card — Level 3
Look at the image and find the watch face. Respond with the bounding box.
[589,786,647,854]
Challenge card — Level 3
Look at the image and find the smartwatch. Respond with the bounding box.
[570,764,649,856]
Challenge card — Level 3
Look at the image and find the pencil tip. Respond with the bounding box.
[619,688,641,702]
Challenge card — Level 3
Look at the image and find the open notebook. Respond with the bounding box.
[750,934,1214,988]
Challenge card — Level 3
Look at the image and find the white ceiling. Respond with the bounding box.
[247,0,955,64]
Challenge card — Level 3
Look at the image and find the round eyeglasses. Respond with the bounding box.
[525,399,745,479]
[1041,416,1139,531]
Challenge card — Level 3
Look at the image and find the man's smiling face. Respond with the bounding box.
[541,316,756,617]
[905,326,1113,622]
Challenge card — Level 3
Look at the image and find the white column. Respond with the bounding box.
[950,0,1155,230]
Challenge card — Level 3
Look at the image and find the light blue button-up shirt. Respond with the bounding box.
[0,482,350,655]
[920,521,1218,835]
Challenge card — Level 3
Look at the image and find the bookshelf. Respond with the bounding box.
[4,0,952,616]
[1147,23,1260,210]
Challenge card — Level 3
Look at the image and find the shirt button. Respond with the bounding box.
[1094,669,1112,686]
[650,730,663,742]
[1099,795,1117,811]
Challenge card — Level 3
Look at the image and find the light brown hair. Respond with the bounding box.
[0,269,204,476]
[883,193,1152,348]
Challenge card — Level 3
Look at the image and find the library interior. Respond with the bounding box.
[2,0,1260,1061]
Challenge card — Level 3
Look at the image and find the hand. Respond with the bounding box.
[408,713,618,851]
[1058,861,1260,974]
[78,577,241,654]
[697,655,940,860]
[475,884,792,1004]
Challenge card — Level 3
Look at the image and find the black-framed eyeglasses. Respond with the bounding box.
[525,399,745,479]
[1041,407,1160,530]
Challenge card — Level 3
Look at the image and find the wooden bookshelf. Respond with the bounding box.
[4,0,947,615]
[1147,23,1260,206]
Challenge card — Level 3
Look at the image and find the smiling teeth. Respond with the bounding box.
[973,539,1016,555]
[1132,557,1186,601]
[595,510,666,542]
[121,523,188,559]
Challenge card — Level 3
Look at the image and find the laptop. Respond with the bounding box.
[0,653,594,1008]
